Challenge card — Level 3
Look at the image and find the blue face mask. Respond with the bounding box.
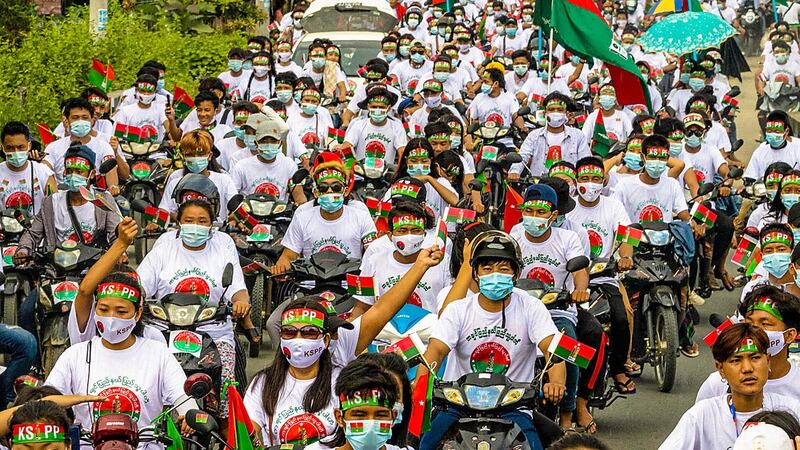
[243,135,257,151]
[275,89,293,103]
[385,52,396,62]
[644,159,667,178]
[185,156,209,173]
[685,134,703,147]
[552,215,566,228]
[623,152,643,170]
[478,272,515,301]
[318,193,344,213]
[369,109,388,123]
[157,79,166,91]
[506,28,517,37]
[233,126,245,141]
[392,403,404,426]
[767,188,778,201]
[599,95,616,110]
[242,61,253,71]
[764,252,792,278]
[688,78,705,92]
[300,102,318,116]
[70,120,92,138]
[480,83,492,94]
[679,72,691,84]
[451,136,462,149]
[766,132,786,148]
[345,420,393,450]
[793,229,800,247]
[570,55,581,64]
[228,59,243,72]
[180,223,211,248]
[5,151,28,168]
[523,215,551,237]
[293,91,303,104]
[311,57,326,69]
[410,53,426,64]
[782,193,800,210]
[64,173,88,192]
[258,143,281,159]
[407,164,430,176]
[539,70,550,81]
[669,142,682,157]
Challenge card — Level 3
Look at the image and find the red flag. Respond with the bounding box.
[227,384,256,450]
[37,124,56,146]
[703,317,735,347]
[503,183,523,233]
[408,370,434,437]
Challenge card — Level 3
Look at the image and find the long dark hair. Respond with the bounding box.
[394,138,432,181]
[257,297,334,418]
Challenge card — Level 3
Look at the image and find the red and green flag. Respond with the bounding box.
[347,274,375,296]
[143,205,170,228]
[241,259,270,276]
[88,58,115,93]
[503,182,524,233]
[534,0,651,111]
[227,384,256,450]
[731,235,758,267]
[231,204,259,232]
[547,331,596,369]
[703,317,735,347]
[365,197,391,218]
[591,112,612,158]
[327,127,345,144]
[408,370,434,437]
[745,248,762,277]
[36,124,56,146]
[477,10,488,41]
[382,333,426,368]
[691,202,717,227]
[165,416,184,450]
[114,123,154,143]
[173,85,194,120]
[444,207,477,224]
[614,224,642,247]
[436,217,447,248]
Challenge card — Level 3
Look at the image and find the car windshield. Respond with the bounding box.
[293,39,381,77]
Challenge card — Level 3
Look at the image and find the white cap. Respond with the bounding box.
[733,423,793,450]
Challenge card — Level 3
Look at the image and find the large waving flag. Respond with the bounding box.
[535,0,652,111]
[648,0,703,15]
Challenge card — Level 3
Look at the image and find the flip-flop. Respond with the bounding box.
[624,361,642,377]
[614,378,637,394]
[574,420,597,435]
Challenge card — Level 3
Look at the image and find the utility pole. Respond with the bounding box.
[89,0,109,36]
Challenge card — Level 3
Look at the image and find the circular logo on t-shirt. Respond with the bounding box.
[251,95,268,104]
[693,169,706,185]
[526,266,555,288]
[639,204,664,222]
[6,191,32,211]
[774,72,792,84]
[318,244,344,253]
[470,342,511,374]
[406,291,422,308]
[175,276,211,303]
[68,230,94,244]
[588,229,603,258]
[607,131,619,141]
[92,386,142,421]
[486,112,505,126]
[301,132,320,147]
[365,140,387,159]
[254,182,281,196]
[280,413,327,445]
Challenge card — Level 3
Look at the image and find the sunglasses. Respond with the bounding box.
[280,325,324,339]
[685,129,704,137]
[318,183,345,193]
[410,50,425,55]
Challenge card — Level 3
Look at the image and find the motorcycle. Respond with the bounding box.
[290,250,362,316]
[0,209,33,326]
[351,157,395,202]
[738,2,764,57]
[623,221,688,393]
[759,80,800,136]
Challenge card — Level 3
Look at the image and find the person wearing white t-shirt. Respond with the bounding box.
[468,68,527,133]
[342,86,407,164]
[178,92,232,143]
[696,285,800,403]
[387,141,459,221]
[409,79,464,133]
[0,122,56,215]
[301,44,348,105]
[215,102,259,171]
[743,112,800,181]
[489,18,527,57]
[660,323,800,450]
[273,158,377,274]
[219,47,253,97]
[505,51,537,102]
[389,41,434,96]
[418,231,565,450]
[759,41,800,93]
[274,41,303,77]
[236,51,275,105]
[112,74,181,144]
[342,60,404,128]
[581,85,633,145]
[554,55,589,86]
[454,34,486,70]
[287,87,334,151]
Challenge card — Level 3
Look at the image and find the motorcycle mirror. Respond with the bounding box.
[727,86,741,98]
[227,195,244,214]
[504,152,523,164]
[731,139,744,152]
[222,263,234,288]
[728,166,743,179]
[475,159,489,174]
[709,313,726,328]
[468,123,481,134]
[517,105,531,116]
[468,179,484,192]
[98,158,118,175]
[185,409,219,434]
[697,183,715,197]
[130,199,153,215]
[454,102,468,117]
[183,373,213,399]
[566,256,590,272]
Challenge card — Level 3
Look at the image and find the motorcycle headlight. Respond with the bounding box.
[590,263,608,275]
[482,127,499,139]
[54,242,80,270]
[362,157,385,179]
[198,307,217,322]
[752,182,766,198]
[248,200,272,217]
[644,229,671,246]
[1,216,23,234]
[164,304,201,327]
[442,387,465,406]
[149,304,167,321]
[464,385,504,410]
[500,387,525,406]
[273,203,286,214]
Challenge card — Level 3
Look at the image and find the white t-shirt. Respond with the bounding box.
[274,62,303,76]
[490,34,528,56]
[287,110,334,149]
[746,203,771,229]
[0,161,53,215]
[52,191,97,243]
[760,60,800,87]
[680,143,726,186]
[743,139,800,181]
[357,250,451,312]
[613,175,688,223]
[179,122,233,145]
[344,117,408,163]
[466,91,519,129]
[568,197,632,285]
[695,363,800,403]
[216,136,247,172]
[159,171,238,224]
[431,288,558,382]
[389,60,434,94]
[230,154,298,200]
[238,76,275,104]
[136,231,247,345]
[45,337,187,450]
[282,204,377,258]
[112,103,168,142]
[218,69,253,95]
[659,393,800,450]
[581,110,633,143]
[44,136,115,183]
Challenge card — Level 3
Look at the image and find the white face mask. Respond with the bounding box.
[253,66,269,77]
[137,93,155,105]
[280,337,326,368]
[96,315,137,344]
[577,181,603,202]
[765,329,789,356]
[546,112,567,128]
[277,52,292,62]
[391,233,426,256]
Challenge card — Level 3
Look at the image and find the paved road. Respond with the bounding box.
[242,59,764,449]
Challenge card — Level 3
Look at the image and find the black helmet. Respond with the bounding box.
[470,231,522,274]
[172,174,220,215]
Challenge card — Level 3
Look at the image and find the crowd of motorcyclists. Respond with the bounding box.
[5,0,800,448]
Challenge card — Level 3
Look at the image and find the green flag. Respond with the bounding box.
[591,112,612,157]
[165,416,183,450]
[535,0,652,112]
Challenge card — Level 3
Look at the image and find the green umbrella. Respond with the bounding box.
[638,11,737,56]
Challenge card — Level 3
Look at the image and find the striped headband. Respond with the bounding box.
[577,165,604,178]
[315,169,346,185]
[65,156,91,171]
[782,174,800,188]
[12,424,65,444]
[136,82,156,92]
[766,172,785,185]
[550,165,576,180]
[96,282,140,303]
[281,308,325,328]
[520,199,553,211]
[644,146,669,158]
[760,230,793,248]
[766,121,785,133]
[734,337,760,355]
[748,296,784,321]
[340,389,390,410]
[392,214,425,230]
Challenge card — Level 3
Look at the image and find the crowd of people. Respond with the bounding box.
[3,0,800,448]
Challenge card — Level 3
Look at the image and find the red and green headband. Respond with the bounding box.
[281,308,325,328]
[406,147,429,158]
[549,165,576,180]
[627,139,643,151]
[302,89,321,101]
[234,111,251,122]
[392,214,425,230]
[136,82,156,93]
[781,174,800,188]
[545,99,567,109]
[340,389,390,410]
[65,157,92,171]
[734,337,761,355]
[766,121,786,133]
[96,282,141,303]
[667,130,685,140]
[766,172,785,185]
[760,230,793,248]
[520,199,553,212]
[577,165,604,178]
[644,146,669,158]
[434,61,451,70]
[369,96,391,106]
[315,168,346,185]
[252,56,271,65]
[12,424,66,444]
[429,132,451,142]
[640,119,655,131]
[748,296,784,321]
[391,182,420,198]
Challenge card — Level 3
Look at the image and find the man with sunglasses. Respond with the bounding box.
[272,153,376,275]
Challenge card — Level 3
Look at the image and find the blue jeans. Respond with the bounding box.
[0,324,37,405]
[552,317,578,412]
[419,408,544,450]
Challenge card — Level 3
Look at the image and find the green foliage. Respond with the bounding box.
[0,0,35,45]
[134,0,266,33]
[0,3,247,128]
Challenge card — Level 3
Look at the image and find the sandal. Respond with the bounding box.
[574,420,597,434]
[613,377,637,394]
[681,343,700,358]
[624,361,642,377]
